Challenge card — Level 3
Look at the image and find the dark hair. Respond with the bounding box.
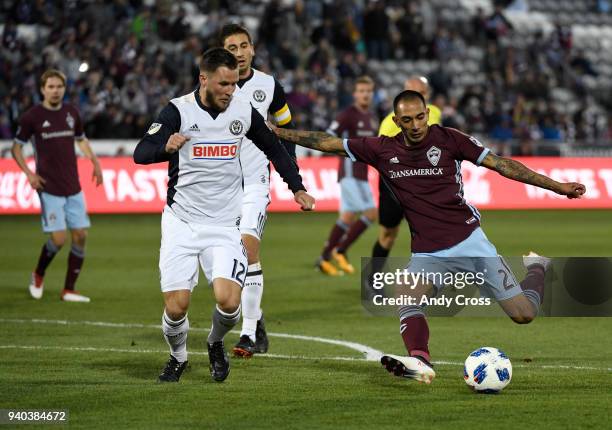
[218,23,252,46]
[199,48,239,73]
[393,90,426,112]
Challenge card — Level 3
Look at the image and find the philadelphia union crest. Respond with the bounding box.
[230,120,244,135]
[426,146,441,166]
[253,90,266,102]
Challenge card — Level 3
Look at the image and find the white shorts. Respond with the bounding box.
[159,206,248,292]
[239,185,270,240]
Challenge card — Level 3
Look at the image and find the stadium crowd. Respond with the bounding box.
[1,0,611,154]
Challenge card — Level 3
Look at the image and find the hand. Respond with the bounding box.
[92,161,103,186]
[294,190,315,211]
[557,182,586,199]
[165,133,189,154]
[27,173,46,190]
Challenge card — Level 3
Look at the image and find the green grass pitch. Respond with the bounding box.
[0,210,610,429]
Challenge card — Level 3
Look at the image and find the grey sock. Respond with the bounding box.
[207,305,241,344]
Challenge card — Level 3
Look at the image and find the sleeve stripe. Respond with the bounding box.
[475,148,490,165]
[14,138,29,145]
[343,139,357,161]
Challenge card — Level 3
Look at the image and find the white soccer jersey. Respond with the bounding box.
[168,91,252,227]
[236,69,292,187]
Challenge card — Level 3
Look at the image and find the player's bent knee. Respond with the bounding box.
[217,301,240,314]
[511,315,535,324]
[72,229,88,246]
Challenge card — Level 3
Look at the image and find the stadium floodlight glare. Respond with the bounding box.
[78,62,89,73]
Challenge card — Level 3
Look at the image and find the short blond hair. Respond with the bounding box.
[355,75,375,88]
[40,69,66,88]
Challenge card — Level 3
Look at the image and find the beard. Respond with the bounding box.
[205,90,230,112]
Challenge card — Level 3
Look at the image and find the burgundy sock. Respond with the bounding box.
[521,266,545,309]
[336,216,371,254]
[35,240,59,277]
[321,220,349,260]
[400,315,430,362]
[64,245,85,291]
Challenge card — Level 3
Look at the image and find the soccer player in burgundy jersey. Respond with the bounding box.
[317,76,379,276]
[11,69,103,303]
[270,90,586,384]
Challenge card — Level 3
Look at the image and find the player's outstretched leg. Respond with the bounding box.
[30,237,63,299]
[381,304,435,384]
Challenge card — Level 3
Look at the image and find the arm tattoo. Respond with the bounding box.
[492,156,560,192]
[274,128,347,156]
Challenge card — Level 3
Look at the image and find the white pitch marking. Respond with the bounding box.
[0,318,383,361]
[1,319,610,372]
[0,345,368,362]
[0,345,609,372]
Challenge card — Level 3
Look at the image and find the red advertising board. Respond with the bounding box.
[1,157,611,214]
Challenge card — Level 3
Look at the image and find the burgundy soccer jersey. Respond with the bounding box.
[15,104,85,196]
[328,105,378,181]
[344,125,490,253]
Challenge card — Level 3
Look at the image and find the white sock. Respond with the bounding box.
[162,311,189,363]
[240,262,263,341]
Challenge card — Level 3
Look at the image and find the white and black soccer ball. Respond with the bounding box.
[464,347,512,393]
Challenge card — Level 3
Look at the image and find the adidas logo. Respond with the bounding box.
[389,157,399,164]
[42,120,51,128]
[188,123,200,132]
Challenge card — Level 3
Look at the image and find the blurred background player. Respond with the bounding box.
[219,23,298,358]
[134,48,313,383]
[370,76,442,278]
[11,69,103,303]
[317,76,378,276]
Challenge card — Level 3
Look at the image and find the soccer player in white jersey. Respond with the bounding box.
[134,48,315,383]
[219,24,297,357]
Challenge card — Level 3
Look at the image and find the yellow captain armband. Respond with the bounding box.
[273,104,292,126]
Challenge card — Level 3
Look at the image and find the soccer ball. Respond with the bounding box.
[464,347,512,393]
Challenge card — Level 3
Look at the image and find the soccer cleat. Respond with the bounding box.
[380,354,436,384]
[332,250,355,274]
[158,355,188,383]
[254,316,269,354]
[232,335,255,358]
[60,289,91,303]
[523,251,552,271]
[208,341,230,382]
[316,258,341,276]
[29,272,44,299]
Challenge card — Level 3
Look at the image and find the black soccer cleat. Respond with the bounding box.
[208,341,230,382]
[232,335,256,358]
[254,316,269,353]
[158,355,188,383]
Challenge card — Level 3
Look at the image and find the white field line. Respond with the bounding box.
[1,318,610,372]
[0,318,383,361]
